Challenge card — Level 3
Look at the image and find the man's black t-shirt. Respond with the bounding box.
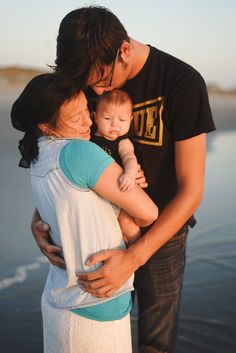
[87,46,215,223]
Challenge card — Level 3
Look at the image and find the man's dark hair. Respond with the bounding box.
[55,6,129,92]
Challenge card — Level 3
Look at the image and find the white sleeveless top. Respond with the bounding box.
[30,137,134,309]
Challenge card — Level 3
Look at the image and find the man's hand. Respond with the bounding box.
[136,164,148,188]
[77,248,137,298]
[31,209,65,268]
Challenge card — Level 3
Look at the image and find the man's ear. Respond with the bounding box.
[119,41,131,63]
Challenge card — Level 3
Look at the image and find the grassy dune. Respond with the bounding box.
[1,66,236,95]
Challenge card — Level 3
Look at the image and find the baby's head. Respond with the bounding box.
[94,89,133,141]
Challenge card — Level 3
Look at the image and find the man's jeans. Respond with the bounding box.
[134,226,189,353]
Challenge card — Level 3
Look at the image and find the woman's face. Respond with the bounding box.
[56,91,92,139]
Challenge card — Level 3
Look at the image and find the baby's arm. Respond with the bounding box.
[118,138,139,192]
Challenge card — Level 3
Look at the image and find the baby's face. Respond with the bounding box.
[94,101,132,141]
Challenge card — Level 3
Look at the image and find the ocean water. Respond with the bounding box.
[0,92,236,353]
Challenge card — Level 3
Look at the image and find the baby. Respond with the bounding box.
[92,89,138,192]
[91,89,141,244]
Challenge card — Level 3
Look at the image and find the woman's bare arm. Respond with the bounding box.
[94,161,158,227]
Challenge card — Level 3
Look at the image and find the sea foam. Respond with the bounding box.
[0,256,48,290]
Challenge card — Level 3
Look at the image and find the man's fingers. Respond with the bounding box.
[31,211,66,268]
[78,267,103,281]
[84,284,117,298]
[85,285,119,298]
[40,244,65,268]
[78,277,107,290]
[87,286,117,298]
[85,249,116,266]
[45,244,62,254]
[104,288,118,298]
[37,237,62,253]
[34,220,50,232]
[136,178,148,188]
[140,182,148,188]
[41,249,65,268]
[135,165,148,188]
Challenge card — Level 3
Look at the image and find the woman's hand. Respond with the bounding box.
[31,209,65,268]
[135,164,148,188]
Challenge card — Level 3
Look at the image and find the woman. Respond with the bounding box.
[11,73,158,353]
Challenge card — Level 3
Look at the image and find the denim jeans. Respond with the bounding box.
[134,226,189,353]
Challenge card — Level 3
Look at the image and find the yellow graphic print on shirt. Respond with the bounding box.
[132,97,164,146]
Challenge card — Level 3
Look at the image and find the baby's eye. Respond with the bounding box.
[104,117,111,120]
[119,119,126,122]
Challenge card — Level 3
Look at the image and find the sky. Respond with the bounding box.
[0,0,235,89]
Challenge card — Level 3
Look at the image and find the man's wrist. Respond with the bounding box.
[126,242,146,270]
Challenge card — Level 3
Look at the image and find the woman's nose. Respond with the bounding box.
[83,114,92,127]
[86,115,93,127]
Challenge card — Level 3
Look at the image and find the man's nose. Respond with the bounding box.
[92,87,106,95]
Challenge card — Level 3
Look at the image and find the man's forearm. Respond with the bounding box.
[127,186,203,268]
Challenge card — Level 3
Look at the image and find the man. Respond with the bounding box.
[32,6,215,353]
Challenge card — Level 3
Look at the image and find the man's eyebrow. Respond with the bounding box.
[88,67,107,86]
[97,67,111,81]
[88,71,110,86]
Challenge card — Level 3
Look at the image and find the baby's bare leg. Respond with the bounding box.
[118,210,141,245]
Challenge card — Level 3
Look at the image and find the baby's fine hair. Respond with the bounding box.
[96,89,133,111]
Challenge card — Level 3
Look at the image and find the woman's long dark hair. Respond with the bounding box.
[11,73,80,168]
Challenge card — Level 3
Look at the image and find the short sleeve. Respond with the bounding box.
[59,140,114,189]
[168,72,216,141]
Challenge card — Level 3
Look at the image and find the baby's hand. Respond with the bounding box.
[119,173,135,192]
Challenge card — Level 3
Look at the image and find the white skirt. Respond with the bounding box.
[41,294,132,353]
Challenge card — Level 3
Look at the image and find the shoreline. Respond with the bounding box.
[1,83,236,98]
[0,66,236,97]
[1,85,235,133]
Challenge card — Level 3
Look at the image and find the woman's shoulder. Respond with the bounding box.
[60,138,114,167]
[62,139,104,157]
[59,139,114,189]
